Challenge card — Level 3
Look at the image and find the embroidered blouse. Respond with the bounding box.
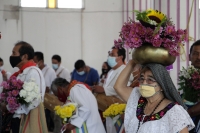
[124,87,195,133]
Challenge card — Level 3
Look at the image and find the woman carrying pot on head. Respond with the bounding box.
[114,60,194,133]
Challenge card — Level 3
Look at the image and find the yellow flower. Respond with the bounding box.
[68,104,76,112]
[147,9,166,22]
[54,105,61,111]
[103,103,126,118]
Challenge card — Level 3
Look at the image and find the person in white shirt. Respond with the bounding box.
[51,55,71,82]
[51,78,106,133]
[6,41,48,133]
[93,47,129,99]
[0,57,11,81]
[33,52,56,93]
[33,51,57,132]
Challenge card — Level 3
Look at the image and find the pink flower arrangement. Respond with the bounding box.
[0,76,25,113]
[114,10,188,56]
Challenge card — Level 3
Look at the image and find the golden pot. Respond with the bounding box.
[132,44,176,66]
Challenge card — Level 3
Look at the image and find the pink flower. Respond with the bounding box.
[114,39,124,48]
[152,39,162,47]
[166,25,175,35]
[1,81,10,89]
[153,34,160,40]
[7,91,12,97]
[7,97,17,106]
[160,111,165,117]
[11,90,19,97]
[169,49,180,56]
[113,18,187,57]
[0,93,6,100]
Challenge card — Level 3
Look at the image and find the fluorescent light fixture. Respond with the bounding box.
[58,0,82,8]
[21,0,46,7]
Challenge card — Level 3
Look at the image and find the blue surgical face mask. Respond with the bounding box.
[107,56,117,68]
[77,71,85,75]
[52,64,59,70]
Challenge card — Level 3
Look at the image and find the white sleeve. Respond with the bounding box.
[167,105,195,132]
[6,72,11,79]
[69,85,91,128]
[104,85,118,96]
[13,68,45,117]
[46,69,56,88]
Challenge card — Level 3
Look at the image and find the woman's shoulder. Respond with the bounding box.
[129,87,140,97]
[126,87,141,106]
[163,104,195,131]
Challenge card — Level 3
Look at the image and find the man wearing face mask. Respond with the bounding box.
[51,55,71,82]
[34,52,56,132]
[34,52,56,94]
[6,41,48,133]
[185,40,200,133]
[71,59,99,86]
[93,47,129,99]
[0,57,11,81]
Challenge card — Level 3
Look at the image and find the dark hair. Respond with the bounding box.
[0,58,3,62]
[100,61,111,78]
[190,40,200,54]
[52,55,61,62]
[74,59,85,70]
[52,78,69,88]
[15,41,34,60]
[34,52,44,61]
[112,46,126,62]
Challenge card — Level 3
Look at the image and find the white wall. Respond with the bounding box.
[0,0,123,74]
[0,0,199,87]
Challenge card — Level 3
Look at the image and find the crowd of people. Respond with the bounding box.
[0,39,200,133]
[0,10,200,133]
[0,41,136,133]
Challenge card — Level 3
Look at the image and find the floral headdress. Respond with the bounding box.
[114,9,187,56]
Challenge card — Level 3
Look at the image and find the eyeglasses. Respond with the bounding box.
[138,77,156,84]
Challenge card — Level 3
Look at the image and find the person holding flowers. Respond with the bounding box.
[114,9,194,133]
[51,78,106,133]
[179,40,200,133]
[1,41,48,133]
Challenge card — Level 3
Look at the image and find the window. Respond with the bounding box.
[21,0,83,9]
[21,0,46,8]
[58,0,82,8]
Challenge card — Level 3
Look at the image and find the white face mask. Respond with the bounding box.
[52,64,59,70]
[107,56,117,68]
[77,71,85,75]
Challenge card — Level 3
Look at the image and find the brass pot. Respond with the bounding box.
[132,44,176,66]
